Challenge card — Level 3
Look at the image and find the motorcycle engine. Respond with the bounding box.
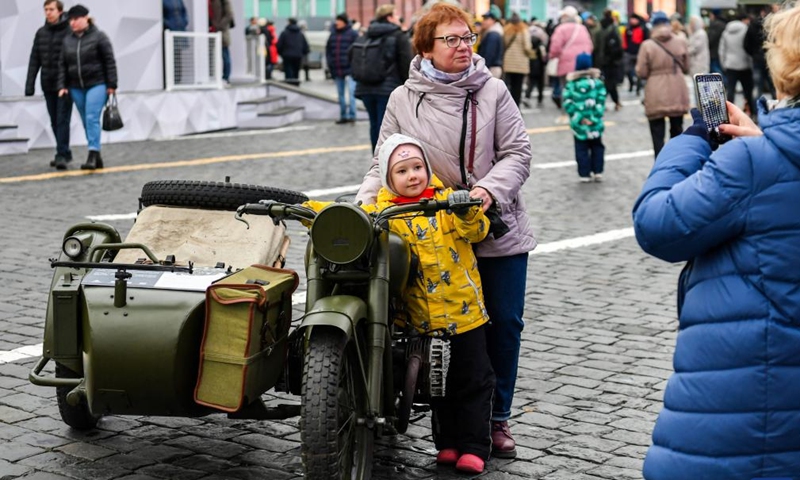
[406,337,451,400]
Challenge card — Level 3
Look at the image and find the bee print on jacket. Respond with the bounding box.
[449,247,460,264]
[430,217,439,232]
[441,270,451,286]
[447,323,458,335]
[426,278,439,293]
[416,224,428,240]
[461,301,470,315]
[420,321,430,331]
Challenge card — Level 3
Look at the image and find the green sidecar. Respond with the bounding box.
[29,180,308,429]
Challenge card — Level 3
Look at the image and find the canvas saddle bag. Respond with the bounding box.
[194,264,299,412]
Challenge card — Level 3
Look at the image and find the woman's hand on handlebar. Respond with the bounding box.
[469,187,493,212]
[718,101,763,138]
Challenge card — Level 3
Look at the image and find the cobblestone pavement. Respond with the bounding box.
[0,77,682,480]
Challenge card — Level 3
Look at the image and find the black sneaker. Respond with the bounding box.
[335,118,349,124]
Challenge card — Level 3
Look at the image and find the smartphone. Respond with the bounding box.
[693,73,732,144]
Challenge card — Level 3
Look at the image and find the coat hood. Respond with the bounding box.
[566,68,602,82]
[377,133,433,196]
[367,21,399,39]
[45,13,69,30]
[651,23,673,42]
[285,24,301,33]
[758,99,800,170]
[725,20,748,36]
[405,54,492,95]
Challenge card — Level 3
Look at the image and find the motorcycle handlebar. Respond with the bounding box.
[373,198,483,224]
[234,197,482,229]
[235,201,317,229]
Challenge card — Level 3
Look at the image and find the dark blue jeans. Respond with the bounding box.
[359,94,389,152]
[222,46,231,81]
[44,91,73,159]
[477,253,528,421]
[574,137,605,178]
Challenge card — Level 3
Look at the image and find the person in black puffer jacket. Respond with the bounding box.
[354,4,413,152]
[26,0,73,170]
[277,18,310,86]
[57,4,117,170]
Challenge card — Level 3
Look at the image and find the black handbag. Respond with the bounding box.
[102,93,124,132]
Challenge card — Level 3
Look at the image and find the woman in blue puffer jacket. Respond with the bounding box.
[632,5,800,480]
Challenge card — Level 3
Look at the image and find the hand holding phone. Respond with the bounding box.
[719,101,763,138]
[694,74,733,145]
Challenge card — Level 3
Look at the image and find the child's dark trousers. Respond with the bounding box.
[431,324,496,460]
[574,137,605,178]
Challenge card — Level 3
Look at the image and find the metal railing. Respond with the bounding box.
[245,33,267,83]
[164,30,223,90]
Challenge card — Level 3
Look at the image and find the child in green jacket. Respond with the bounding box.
[563,52,608,182]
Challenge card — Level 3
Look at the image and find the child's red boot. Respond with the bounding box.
[455,453,485,474]
[436,448,459,465]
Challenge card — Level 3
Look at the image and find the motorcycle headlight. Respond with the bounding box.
[62,236,84,259]
[310,203,373,264]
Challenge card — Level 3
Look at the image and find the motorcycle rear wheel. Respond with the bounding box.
[140,180,308,210]
[55,363,100,430]
[301,327,373,480]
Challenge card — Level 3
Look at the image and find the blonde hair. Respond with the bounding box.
[375,4,396,21]
[764,3,800,97]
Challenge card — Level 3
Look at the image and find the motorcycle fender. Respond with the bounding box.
[299,295,367,341]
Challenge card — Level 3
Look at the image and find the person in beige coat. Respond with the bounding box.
[686,15,710,77]
[636,11,689,159]
[355,3,535,460]
[503,13,532,107]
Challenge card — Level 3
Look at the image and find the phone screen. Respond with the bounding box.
[694,73,732,144]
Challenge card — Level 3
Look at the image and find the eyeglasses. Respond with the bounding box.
[434,33,478,48]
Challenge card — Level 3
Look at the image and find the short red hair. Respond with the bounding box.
[413,3,474,55]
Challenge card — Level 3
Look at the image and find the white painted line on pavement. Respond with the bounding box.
[0,228,636,364]
[533,227,635,255]
[154,125,315,142]
[88,213,137,221]
[533,150,653,169]
[85,150,653,222]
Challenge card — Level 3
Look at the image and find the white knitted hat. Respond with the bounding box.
[378,133,432,196]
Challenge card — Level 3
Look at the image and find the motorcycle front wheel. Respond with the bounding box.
[301,327,373,480]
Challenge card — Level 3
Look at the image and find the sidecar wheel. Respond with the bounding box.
[301,328,373,480]
[140,180,308,211]
[55,363,100,430]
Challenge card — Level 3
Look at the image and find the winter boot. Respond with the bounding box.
[54,155,68,170]
[81,150,103,170]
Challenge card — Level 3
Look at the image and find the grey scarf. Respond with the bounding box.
[420,58,474,84]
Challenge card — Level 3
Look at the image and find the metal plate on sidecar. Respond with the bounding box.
[81,267,227,291]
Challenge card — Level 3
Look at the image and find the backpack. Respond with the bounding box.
[349,34,396,85]
[605,29,623,62]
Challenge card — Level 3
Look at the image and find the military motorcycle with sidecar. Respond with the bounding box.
[29,179,480,480]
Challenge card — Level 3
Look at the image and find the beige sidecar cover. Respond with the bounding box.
[113,205,290,269]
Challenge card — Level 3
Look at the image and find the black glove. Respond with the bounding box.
[447,190,473,217]
[485,204,510,239]
[684,108,719,150]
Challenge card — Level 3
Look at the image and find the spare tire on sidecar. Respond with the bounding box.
[31,180,308,430]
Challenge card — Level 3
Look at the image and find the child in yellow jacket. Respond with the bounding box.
[304,133,496,473]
